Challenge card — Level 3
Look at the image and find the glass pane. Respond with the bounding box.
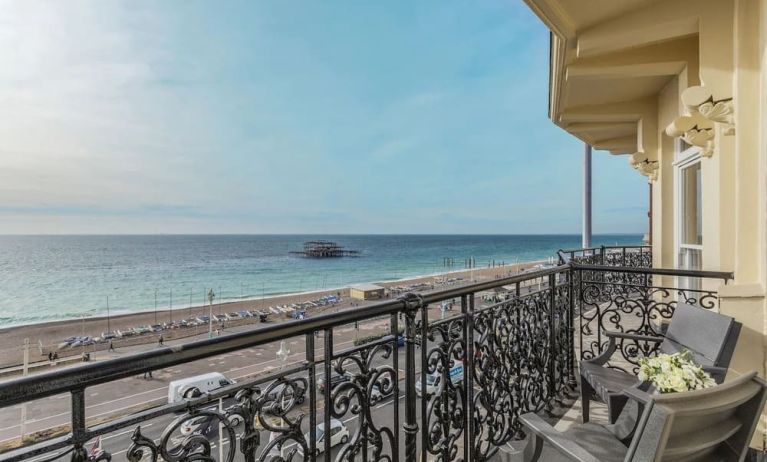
[681,162,702,245]
[679,247,702,293]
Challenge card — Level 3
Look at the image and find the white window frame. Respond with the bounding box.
[673,142,703,290]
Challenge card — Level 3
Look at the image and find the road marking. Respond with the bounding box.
[0,337,359,441]
[376,394,405,409]
[102,423,153,441]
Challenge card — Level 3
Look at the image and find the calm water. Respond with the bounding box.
[0,234,641,327]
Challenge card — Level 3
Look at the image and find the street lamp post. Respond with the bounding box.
[208,289,215,338]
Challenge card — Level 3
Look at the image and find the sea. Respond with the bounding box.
[0,234,642,327]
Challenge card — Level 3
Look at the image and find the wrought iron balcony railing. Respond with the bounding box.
[557,245,652,268]
[571,263,733,374]
[0,251,734,462]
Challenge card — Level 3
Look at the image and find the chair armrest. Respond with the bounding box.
[584,331,663,367]
[702,365,728,383]
[519,413,602,462]
[621,385,652,405]
[604,331,664,343]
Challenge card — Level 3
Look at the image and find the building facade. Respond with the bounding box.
[523,0,767,448]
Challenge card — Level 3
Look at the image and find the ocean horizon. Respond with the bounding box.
[0,234,642,327]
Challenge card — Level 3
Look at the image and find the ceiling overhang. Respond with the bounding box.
[522,0,708,179]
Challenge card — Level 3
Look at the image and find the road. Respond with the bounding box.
[0,281,548,457]
[19,345,429,462]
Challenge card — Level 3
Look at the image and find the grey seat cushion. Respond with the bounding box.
[581,361,640,402]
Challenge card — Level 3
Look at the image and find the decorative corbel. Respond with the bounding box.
[665,85,734,157]
[630,155,658,181]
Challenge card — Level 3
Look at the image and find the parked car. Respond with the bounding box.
[416,361,464,397]
[304,419,349,453]
[370,382,394,404]
[178,411,241,437]
[317,372,354,394]
[261,381,306,414]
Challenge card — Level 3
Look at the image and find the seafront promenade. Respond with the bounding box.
[0,261,543,370]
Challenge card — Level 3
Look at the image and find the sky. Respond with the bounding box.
[0,0,647,235]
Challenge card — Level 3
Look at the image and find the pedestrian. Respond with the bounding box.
[158,335,164,346]
[108,341,115,352]
[53,352,59,361]
[48,351,53,362]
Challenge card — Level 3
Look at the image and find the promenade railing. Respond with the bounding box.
[0,252,734,462]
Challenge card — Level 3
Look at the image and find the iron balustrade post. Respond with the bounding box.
[419,297,428,462]
[399,293,421,462]
[306,333,317,462]
[515,282,521,298]
[567,269,577,390]
[546,273,557,414]
[577,269,584,361]
[463,293,475,462]
[391,313,400,462]
[323,329,333,458]
[70,388,87,462]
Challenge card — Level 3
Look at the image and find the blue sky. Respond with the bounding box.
[0,0,647,234]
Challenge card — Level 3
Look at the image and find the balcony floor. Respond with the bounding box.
[488,394,610,461]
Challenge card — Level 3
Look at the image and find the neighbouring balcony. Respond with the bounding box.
[0,246,734,462]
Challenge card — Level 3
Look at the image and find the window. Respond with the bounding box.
[674,143,703,290]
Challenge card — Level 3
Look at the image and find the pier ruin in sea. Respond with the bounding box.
[290,240,360,258]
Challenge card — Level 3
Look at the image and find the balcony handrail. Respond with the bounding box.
[558,247,601,254]
[571,262,734,282]
[601,244,651,250]
[0,264,570,406]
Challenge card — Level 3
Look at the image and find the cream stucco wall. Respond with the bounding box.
[525,0,767,449]
[654,2,767,445]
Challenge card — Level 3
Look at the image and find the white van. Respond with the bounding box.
[167,372,235,404]
[415,361,463,397]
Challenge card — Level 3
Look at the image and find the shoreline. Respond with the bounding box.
[0,260,544,367]
[1,259,546,332]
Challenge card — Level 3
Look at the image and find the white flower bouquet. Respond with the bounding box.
[637,350,716,393]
